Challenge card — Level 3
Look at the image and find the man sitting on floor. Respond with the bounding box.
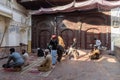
[89,46,100,60]
[2,48,24,71]
[38,49,52,72]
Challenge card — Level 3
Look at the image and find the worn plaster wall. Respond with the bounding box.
[0,0,31,47]
[111,7,120,50]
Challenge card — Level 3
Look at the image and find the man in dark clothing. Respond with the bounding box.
[49,37,58,50]
[57,44,64,62]
[49,35,58,65]
[37,48,44,57]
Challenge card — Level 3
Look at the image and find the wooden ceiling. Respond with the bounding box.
[16,0,120,10]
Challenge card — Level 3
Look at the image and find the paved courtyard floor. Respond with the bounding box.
[0,50,120,80]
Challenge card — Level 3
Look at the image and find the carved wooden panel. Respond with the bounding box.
[39,30,51,49]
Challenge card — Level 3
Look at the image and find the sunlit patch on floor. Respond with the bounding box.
[107,58,117,63]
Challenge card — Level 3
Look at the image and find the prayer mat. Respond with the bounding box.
[39,67,55,77]
[29,56,37,62]
[4,68,14,72]
[20,57,44,74]
[27,68,40,74]
[21,57,55,77]
[26,66,55,77]
[3,68,20,72]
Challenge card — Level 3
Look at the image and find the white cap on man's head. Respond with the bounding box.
[44,49,49,52]
[37,48,40,50]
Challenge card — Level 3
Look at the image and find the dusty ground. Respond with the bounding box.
[0,50,120,80]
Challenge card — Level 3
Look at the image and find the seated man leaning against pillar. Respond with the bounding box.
[37,49,52,72]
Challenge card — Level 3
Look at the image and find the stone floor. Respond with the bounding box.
[0,50,120,80]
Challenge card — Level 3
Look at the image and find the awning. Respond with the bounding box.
[30,0,120,15]
[0,4,12,18]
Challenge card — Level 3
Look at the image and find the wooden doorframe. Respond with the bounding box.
[85,28,100,49]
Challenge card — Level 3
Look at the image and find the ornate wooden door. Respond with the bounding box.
[32,15,53,49]
[85,28,100,49]
[39,30,51,49]
[61,29,74,48]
